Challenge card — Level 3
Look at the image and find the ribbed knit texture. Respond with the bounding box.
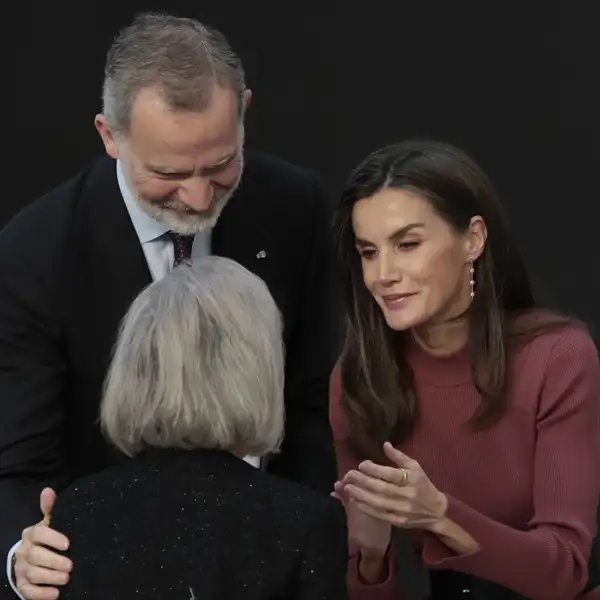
[330,323,600,600]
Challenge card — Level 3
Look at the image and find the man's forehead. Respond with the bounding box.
[126,128,241,171]
[130,86,240,138]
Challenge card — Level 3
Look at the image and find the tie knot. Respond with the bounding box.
[167,231,194,266]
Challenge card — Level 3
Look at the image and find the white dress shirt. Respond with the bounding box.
[7,161,259,596]
[116,161,212,279]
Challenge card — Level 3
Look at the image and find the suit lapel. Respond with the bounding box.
[74,156,152,366]
[212,160,276,284]
[211,157,292,352]
[212,169,263,263]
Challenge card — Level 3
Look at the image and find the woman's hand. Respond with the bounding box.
[341,442,448,532]
[332,482,392,584]
[332,481,392,560]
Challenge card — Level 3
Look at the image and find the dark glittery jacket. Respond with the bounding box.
[50,448,349,600]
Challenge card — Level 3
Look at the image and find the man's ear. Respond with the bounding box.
[94,114,119,159]
[241,89,252,116]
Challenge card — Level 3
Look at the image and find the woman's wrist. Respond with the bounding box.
[429,515,452,536]
[425,491,449,533]
[427,515,480,555]
[358,551,388,585]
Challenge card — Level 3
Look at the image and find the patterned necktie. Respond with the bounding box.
[167,231,194,267]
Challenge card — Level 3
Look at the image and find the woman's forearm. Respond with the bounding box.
[429,516,480,556]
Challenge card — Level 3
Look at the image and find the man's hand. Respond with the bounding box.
[15,488,72,600]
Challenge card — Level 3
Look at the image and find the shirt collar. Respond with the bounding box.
[117,160,169,244]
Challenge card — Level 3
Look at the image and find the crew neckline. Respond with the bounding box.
[406,333,472,387]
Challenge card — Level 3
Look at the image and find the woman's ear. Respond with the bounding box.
[465,215,487,261]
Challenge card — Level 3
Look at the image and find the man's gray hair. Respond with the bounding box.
[102,12,246,133]
[100,256,284,458]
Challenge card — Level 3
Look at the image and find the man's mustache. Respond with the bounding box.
[145,196,212,215]
[146,187,233,214]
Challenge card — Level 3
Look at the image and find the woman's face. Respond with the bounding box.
[352,188,485,332]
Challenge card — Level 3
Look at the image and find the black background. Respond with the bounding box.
[10,3,600,336]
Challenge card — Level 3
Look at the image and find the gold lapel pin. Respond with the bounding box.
[256,250,267,259]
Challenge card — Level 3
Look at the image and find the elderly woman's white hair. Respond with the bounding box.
[100,256,285,458]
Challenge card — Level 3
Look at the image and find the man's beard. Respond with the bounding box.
[135,163,243,235]
[137,184,238,235]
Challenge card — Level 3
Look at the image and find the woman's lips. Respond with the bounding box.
[381,293,417,310]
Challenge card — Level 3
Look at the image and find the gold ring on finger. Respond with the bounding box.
[399,467,408,486]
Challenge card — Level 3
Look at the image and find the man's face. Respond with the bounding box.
[96,85,251,235]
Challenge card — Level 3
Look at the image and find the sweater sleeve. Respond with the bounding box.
[329,364,402,600]
[422,327,600,600]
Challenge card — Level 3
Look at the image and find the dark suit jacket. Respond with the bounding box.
[0,153,340,562]
[49,447,349,600]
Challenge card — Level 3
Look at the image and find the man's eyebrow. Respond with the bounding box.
[146,152,238,174]
[146,164,193,175]
[204,153,237,169]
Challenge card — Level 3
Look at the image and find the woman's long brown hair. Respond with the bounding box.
[334,141,572,462]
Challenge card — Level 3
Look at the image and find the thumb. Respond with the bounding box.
[40,487,57,522]
[383,441,414,468]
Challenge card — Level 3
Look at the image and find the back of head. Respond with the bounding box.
[101,256,285,458]
[103,12,245,134]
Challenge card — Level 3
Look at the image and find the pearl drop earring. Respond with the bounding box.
[470,261,475,298]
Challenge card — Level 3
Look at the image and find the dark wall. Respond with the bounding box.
[10,3,599,333]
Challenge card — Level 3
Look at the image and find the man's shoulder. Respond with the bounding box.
[0,156,114,255]
[234,152,330,234]
[242,151,324,205]
[245,151,318,185]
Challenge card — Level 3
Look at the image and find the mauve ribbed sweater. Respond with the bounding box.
[330,324,600,600]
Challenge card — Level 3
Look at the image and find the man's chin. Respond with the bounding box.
[162,211,219,236]
[139,196,232,235]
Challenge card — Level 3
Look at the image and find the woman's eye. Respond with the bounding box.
[398,241,420,251]
[357,248,376,259]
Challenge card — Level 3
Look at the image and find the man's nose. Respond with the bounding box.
[178,177,213,212]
